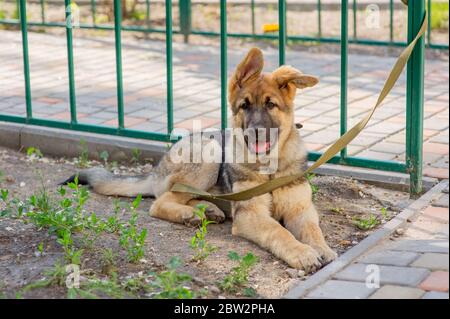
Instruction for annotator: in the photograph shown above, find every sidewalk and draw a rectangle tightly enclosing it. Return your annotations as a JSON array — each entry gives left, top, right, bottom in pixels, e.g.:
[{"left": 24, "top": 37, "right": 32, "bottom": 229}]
[
  {"left": 0, "top": 29, "right": 448, "bottom": 178},
  {"left": 287, "top": 180, "right": 449, "bottom": 299}
]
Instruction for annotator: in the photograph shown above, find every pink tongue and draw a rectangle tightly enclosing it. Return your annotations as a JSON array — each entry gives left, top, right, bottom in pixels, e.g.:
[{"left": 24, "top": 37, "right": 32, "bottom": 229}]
[{"left": 251, "top": 142, "right": 270, "bottom": 153}]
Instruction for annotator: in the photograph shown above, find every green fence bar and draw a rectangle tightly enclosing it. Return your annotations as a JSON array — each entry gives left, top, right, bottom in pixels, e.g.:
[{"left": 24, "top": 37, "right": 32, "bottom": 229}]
[
  {"left": 308, "top": 151, "right": 406, "bottom": 173},
  {"left": 113, "top": 0, "right": 124, "bottom": 129},
  {"left": 317, "top": 0, "right": 322, "bottom": 37},
  {"left": 90, "top": 0, "right": 97, "bottom": 26},
  {"left": 340, "top": 0, "right": 348, "bottom": 159},
  {"left": 166, "top": 0, "right": 174, "bottom": 134},
  {"left": 352, "top": 0, "right": 357, "bottom": 39},
  {"left": 0, "top": 114, "right": 172, "bottom": 142},
  {"left": 65, "top": 0, "right": 77, "bottom": 124},
  {"left": 251, "top": 0, "right": 255, "bottom": 34},
  {"left": 40, "top": 0, "right": 45, "bottom": 23},
  {"left": 427, "top": 0, "right": 432, "bottom": 45},
  {"left": 15, "top": 0, "right": 19, "bottom": 20},
  {"left": 18, "top": 0, "right": 32, "bottom": 120},
  {"left": 220, "top": 0, "right": 228, "bottom": 129},
  {"left": 390, "top": 0, "right": 394, "bottom": 43},
  {"left": 278, "top": 0, "right": 286, "bottom": 66},
  {"left": 146, "top": 0, "right": 151, "bottom": 28},
  {"left": 179, "top": 0, "right": 191, "bottom": 43},
  {"left": 406, "top": 0, "right": 425, "bottom": 195}
]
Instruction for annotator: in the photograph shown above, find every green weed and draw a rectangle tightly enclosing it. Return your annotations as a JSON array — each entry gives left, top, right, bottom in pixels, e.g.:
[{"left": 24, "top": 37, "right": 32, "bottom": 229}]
[
  {"left": 77, "top": 139, "right": 89, "bottom": 168},
  {"left": 16, "top": 263, "right": 66, "bottom": 298},
  {"left": 131, "top": 148, "right": 141, "bottom": 164},
  {"left": 306, "top": 173, "right": 319, "bottom": 199},
  {"left": 190, "top": 204, "right": 217, "bottom": 262},
  {"left": 99, "top": 150, "right": 109, "bottom": 166},
  {"left": 219, "top": 251, "right": 259, "bottom": 295},
  {"left": 100, "top": 248, "right": 117, "bottom": 275},
  {"left": 352, "top": 214, "right": 380, "bottom": 231},
  {"left": 148, "top": 257, "right": 194, "bottom": 299},
  {"left": 119, "top": 195, "right": 148, "bottom": 263},
  {"left": 26, "top": 147, "right": 43, "bottom": 159}
]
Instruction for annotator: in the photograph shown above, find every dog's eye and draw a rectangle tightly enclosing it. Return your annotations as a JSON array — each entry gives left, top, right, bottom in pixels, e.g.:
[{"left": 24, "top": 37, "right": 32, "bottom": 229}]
[
  {"left": 240, "top": 99, "right": 250, "bottom": 110},
  {"left": 266, "top": 101, "right": 277, "bottom": 109}
]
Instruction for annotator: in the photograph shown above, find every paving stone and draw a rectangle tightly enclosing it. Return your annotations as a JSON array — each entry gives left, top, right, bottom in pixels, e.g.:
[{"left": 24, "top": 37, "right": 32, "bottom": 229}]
[
  {"left": 422, "top": 291, "right": 449, "bottom": 299},
  {"left": 423, "top": 206, "right": 449, "bottom": 223},
  {"left": 334, "top": 263, "right": 430, "bottom": 286},
  {"left": 434, "top": 224, "right": 449, "bottom": 240},
  {"left": 423, "top": 142, "right": 449, "bottom": 156},
  {"left": 306, "top": 280, "right": 376, "bottom": 299},
  {"left": 411, "top": 253, "right": 449, "bottom": 271},
  {"left": 418, "top": 271, "right": 449, "bottom": 292},
  {"left": 390, "top": 239, "right": 449, "bottom": 254},
  {"left": 369, "top": 285, "right": 425, "bottom": 299},
  {"left": 358, "top": 250, "right": 419, "bottom": 267},
  {"left": 424, "top": 167, "right": 449, "bottom": 179},
  {"left": 371, "top": 142, "right": 406, "bottom": 154}
]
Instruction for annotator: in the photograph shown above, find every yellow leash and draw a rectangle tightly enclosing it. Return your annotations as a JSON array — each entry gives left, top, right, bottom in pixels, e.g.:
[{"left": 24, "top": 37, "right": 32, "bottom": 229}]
[{"left": 171, "top": 10, "right": 427, "bottom": 213}]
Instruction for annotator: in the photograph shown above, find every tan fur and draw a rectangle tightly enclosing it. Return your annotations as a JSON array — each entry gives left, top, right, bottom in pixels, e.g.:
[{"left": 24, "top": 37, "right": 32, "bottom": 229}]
[{"left": 81, "top": 47, "right": 337, "bottom": 272}]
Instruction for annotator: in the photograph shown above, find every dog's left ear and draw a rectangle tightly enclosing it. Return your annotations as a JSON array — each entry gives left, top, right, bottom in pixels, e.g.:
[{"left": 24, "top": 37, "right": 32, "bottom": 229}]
[{"left": 272, "top": 66, "right": 319, "bottom": 89}]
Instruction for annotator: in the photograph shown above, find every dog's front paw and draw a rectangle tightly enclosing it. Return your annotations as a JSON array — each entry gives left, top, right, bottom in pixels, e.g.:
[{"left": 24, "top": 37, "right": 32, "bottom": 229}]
[
  {"left": 285, "top": 244, "right": 322, "bottom": 274},
  {"left": 315, "top": 245, "right": 338, "bottom": 265},
  {"left": 183, "top": 214, "right": 202, "bottom": 227},
  {"left": 205, "top": 206, "right": 226, "bottom": 223}
]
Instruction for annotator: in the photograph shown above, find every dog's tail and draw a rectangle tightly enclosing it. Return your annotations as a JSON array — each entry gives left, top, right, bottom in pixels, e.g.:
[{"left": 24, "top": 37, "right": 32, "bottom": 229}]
[{"left": 59, "top": 167, "right": 156, "bottom": 197}]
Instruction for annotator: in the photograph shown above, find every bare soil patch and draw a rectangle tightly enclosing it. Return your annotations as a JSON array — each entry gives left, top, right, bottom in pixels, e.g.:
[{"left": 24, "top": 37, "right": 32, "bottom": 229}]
[{"left": 0, "top": 145, "right": 411, "bottom": 299}]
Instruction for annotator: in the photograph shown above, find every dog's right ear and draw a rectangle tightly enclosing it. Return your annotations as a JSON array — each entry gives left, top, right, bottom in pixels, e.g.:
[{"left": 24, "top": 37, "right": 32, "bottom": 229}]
[{"left": 232, "top": 48, "right": 264, "bottom": 88}]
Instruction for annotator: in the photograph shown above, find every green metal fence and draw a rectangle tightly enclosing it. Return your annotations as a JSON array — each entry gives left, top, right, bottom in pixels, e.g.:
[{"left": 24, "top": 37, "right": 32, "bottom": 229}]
[
  {"left": 0, "top": 0, "right": 427, "bottom": 194},
  {"left": 0, "top": 0, "right": 447, "bottom": 49}
]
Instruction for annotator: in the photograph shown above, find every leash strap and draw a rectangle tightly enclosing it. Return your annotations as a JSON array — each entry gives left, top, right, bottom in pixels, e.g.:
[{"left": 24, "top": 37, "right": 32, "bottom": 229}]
[{"left": 171, "top": 10, "right": 427, "bottom": 212}]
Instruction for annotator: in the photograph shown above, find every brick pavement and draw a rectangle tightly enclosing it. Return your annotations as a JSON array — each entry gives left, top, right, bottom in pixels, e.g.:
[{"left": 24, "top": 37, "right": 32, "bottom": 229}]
[
  {"left": 0, "top": 30, "right": 448, "bottom": 178},
  {"left": 302, "top": 182, "right": 449, "bottom": 299}
]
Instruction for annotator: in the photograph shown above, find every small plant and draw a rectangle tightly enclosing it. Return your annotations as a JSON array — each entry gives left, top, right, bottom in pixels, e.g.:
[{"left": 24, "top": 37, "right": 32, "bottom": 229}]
[
  {"left": 100, "top": 248, "right": 117, "bottom": 275},
  {"left": 77, "top": 139, "right": 89, "bottom": 168},
  {"left": 99, "top": 150, "right": 109, "bottom": 166},
  {"left": 381, "top": 207, "right": 389, "bottom": 220},
  {"left": 26, "top": 147, "right": 43, "bottom": 160},
  {"left": 131, "top": 148, "right": 141, "bottom": 164},
  {"left": 16, "top": 263, "right": 67, "bottom": 298},
  {"left": 306, "top": 173, "right": 319, "bottom": 199},
  {"left": 331, "top": 207, "right": 345, "bottom": 215},
  {"left": 37, "top": 242, "right": 45, "bottom": 255},
  {"left": 219, "top": 251, "right": 259, "bottom": 295},
  {"left": 0, "top": 170, "right": 4, "bottom": 183},
  {"left": 190, "top": 204, "right": 217, "bottom": 262},
  {"left": 57, "top": 230, "right": 84, "bottom": 265},
  {"left": 352, "top": 214, "right": 380, "bottom": 231},
  {"left": 0, "top": 188, "right": 27, "bottom": 218},
  {"left": 148, "top": 257, "right": 194, "bottom": 299},
  {"left": 105, "top": 199, "right": 123, "bottom": 233},
  {"left": 119, "top": 195, "right": 148, "bottom": 263}
]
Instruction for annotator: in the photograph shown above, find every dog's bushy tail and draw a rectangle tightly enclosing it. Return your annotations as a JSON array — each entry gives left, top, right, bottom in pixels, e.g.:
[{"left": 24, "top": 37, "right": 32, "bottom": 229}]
[{"left": 60, "top": 167, "right": 155, "bottom": 197}]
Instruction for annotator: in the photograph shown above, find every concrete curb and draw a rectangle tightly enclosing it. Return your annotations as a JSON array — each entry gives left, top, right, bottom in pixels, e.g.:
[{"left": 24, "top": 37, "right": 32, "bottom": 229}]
[
  {"left": 0, "top": 121, "right": 167, "bottom": 163},
  {"left": 283, "top": 179, "right": 449, "bottom": 299}
]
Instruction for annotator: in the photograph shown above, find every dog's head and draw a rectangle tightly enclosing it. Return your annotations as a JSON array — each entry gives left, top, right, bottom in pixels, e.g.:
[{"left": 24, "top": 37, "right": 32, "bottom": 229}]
[{"left": 228, "top": 48, "right": 318, "bottom": 154}]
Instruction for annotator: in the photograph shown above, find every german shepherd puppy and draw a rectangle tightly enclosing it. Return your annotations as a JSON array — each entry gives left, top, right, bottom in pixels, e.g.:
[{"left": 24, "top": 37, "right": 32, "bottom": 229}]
[{"left": 64, "top": 48, "right": 337, "bottom": 272}]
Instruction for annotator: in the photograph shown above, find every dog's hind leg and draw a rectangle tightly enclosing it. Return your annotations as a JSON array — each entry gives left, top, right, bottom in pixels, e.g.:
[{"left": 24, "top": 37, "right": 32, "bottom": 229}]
[{"left": 149, "top": 192, "right": 202, "bottom": 226}]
